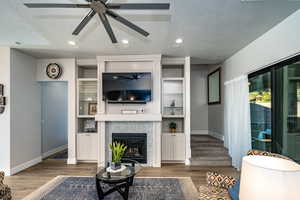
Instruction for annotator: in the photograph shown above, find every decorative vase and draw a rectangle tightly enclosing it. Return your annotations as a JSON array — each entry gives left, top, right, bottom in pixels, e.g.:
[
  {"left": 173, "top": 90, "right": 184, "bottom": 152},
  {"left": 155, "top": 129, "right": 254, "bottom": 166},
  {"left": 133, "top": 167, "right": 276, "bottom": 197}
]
[
  {"left": 111, "top": 162, "right": 121, "bottom": 170},
  {"left": 170, "top": 128, "right": 176, "bottom": 133}
]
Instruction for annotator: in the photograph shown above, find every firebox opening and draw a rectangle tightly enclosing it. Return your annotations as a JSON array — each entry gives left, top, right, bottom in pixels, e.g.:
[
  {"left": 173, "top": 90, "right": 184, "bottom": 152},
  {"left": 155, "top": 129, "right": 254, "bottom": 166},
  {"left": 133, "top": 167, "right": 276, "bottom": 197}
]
[{"left": 112, "top": 133, "right": 147, "bottom": 164}]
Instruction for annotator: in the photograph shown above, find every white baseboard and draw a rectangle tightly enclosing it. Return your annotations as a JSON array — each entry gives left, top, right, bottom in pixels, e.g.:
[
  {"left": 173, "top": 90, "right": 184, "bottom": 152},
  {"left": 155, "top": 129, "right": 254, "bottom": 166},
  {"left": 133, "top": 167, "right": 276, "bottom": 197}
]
[
  {"left": 209, "top": 131, "right": 224, "bottom": 141},
  {"left": 191, "top": 130, "right": 209, "bottom": 135},
  {"left": 67, "top": 158, "right": 77, "bottom": 165},
  {"left": 10, "top": 156, "right": 42, "bottom": 176},
  {"left": 42, "top": 144, "right": 68, "bottom": 159}
]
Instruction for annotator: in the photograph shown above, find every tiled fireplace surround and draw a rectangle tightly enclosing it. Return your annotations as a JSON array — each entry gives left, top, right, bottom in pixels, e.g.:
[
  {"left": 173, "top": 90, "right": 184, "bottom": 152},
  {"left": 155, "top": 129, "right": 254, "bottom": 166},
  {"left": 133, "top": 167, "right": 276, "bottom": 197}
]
[{"left": 106, "top": 122, "right": 153, "bottom": 166}]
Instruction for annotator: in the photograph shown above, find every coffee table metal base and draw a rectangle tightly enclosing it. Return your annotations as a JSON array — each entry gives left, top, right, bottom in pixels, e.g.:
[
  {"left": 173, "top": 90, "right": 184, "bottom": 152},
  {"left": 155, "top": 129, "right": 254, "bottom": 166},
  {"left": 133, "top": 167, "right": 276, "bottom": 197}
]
[{"left": 95, "top": 176, "right": 134, "bottom": 200}]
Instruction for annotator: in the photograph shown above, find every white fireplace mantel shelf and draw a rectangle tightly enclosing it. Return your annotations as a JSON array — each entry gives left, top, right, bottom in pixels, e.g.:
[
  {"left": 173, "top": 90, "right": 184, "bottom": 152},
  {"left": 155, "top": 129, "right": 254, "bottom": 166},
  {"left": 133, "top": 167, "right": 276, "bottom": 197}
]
[{"left": 95, "top": 114, "right": 162, "bottom": 122}]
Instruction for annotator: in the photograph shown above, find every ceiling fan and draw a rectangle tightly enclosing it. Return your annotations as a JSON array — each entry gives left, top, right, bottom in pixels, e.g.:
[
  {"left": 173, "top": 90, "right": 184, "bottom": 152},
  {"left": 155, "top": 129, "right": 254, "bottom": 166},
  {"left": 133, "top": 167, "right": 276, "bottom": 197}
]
[{"left": 24, "top": 0, "right": 170, "bottom": 43}]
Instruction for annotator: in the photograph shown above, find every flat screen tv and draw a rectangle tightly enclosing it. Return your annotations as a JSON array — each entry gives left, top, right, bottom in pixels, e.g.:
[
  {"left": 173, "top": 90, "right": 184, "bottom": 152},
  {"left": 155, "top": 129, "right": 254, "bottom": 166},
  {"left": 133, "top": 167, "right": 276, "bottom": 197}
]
[{"left": 102, "top": 72, "right": 152, "bottom": 104}]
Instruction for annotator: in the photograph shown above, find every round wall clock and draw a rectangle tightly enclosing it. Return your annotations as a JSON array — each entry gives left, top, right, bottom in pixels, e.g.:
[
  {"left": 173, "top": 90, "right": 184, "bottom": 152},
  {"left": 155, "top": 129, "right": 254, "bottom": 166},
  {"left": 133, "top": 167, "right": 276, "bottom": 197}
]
[{"left": 46, "top": 63, "right": 62, "bottom": 79}]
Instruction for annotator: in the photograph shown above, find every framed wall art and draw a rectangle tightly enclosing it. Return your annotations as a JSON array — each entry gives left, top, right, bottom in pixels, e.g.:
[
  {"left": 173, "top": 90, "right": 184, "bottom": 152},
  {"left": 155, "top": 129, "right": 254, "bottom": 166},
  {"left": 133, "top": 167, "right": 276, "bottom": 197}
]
[
  {"left": 88, "top": 103, "right": 97, "bottom": 115},
  {"left": 207, "top": 68, "right": 221, "bottom": 105}
]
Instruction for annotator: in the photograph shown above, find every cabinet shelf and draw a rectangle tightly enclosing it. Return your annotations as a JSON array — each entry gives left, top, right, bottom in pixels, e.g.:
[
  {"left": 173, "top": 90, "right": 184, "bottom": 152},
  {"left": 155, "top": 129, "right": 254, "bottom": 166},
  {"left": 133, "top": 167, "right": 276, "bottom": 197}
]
[
  {"left": 162, "top": 77, "right": 184, "bottom": 81},
  {"left": 77, "top": 78, "right": 98, "bottom": 81},
  {"left": 163, "top": 93, "right": 183, "bottom": 95},
  {"left": 78, "top": 115, "right": 96, "bottom": 118},
  {"left": 163, "top": 115, "right": 184, "bottom": 118}
]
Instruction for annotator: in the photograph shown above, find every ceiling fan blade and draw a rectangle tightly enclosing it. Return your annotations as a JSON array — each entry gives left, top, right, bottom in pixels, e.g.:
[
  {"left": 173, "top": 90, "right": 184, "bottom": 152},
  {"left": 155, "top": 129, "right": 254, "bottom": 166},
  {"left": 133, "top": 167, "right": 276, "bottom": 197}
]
[
  {"left": 107, "top": 3, "right": 170, "bottom": 10},
  {"left": 106, "top": 10, "right": 149, "bottom": 37},
  {"left": 24, "top": 3, "right": 90, "bottom": 8},
  {"left": 98, "top": 13, "right": 117, "bottom": 43},
  {"left": 72, "top": 10, "right": 96, "bottom": 35}
]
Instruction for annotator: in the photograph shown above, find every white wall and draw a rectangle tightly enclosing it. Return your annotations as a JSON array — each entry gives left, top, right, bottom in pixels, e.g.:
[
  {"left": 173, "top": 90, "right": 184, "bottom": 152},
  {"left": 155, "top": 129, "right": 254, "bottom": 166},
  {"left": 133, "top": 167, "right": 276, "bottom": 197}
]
[
  {"left": 10, "top": 49, "right": 41, "bottom": 170},
  {"left": 0, "top": 48, "right": 42, "bottom": 175},
  {"left": 210, "top": 9, "right": 300, "bottom": 141},
  {"left": 36, "top": 59, "right": 76, "bottom": 164},
  {"left": 207, "top": 65, "right": 224, "bottom": 138},
  {"left": 0, "top": 47, "right": 11, "bottom": 175},
  {"left": 224, "top": 9, "right": 300, "bottom": 81},
  {"left": 190, "top": 65, "right": 209, "bottom": 134}
]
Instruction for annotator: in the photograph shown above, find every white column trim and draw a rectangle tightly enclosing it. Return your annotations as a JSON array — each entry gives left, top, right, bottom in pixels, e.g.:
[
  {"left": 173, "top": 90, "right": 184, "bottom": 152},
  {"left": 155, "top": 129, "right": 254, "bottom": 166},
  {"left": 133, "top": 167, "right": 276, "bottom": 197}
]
[{"left": 184, "top": 57, "right": 191, "bottom": 165}]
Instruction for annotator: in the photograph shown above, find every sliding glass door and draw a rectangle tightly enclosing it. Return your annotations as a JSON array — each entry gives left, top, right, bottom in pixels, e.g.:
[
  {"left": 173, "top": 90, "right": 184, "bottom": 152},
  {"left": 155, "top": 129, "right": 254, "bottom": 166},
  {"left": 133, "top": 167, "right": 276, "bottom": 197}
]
[
  {"left": 277, "top": 64, "right": 300, "bottom": 161},
  {"left": 249, "top": 72, "right": 272, "bottom": 152},
  {"left": 249, "top": 58, "right": 300, "bottom": 163}
]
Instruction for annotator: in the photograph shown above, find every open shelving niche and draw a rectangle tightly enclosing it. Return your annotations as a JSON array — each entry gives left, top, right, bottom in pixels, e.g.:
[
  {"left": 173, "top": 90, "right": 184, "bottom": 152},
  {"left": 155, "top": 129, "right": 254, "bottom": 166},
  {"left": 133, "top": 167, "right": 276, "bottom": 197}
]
[
  {"left": 162, "top": 65, "right": 185, "bottom": 133},
  {"left": 161, "top": 61, "right": 190, "bottom": 163},
  {"left": 76, "top": 64, "right": 98, "bottom": 162}
]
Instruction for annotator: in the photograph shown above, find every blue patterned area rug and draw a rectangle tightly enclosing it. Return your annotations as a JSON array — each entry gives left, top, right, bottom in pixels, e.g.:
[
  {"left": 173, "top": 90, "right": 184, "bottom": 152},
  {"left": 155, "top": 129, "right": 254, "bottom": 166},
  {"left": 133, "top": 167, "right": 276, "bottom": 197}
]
[{"left": 23, "top": 176, "right": 198, "bottom": 200}]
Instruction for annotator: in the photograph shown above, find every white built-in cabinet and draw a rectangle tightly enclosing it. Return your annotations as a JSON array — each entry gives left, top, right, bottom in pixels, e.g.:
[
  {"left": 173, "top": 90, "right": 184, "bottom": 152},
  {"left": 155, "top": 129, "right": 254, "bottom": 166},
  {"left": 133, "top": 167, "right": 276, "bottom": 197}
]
[
  {"left": 162, "top": 134, "right": 185, "bottom": 161},
  {"left": 76, "top": 63, "right": 98, "bottom": 162},
  {"left": 161, "top": 57, "right": 191, "bottom": 163},
  {"left": 74, "top": 57, "right": 191, "bottom": 164},
  {"left": 77, "top": 133, "right": 98, "bottom": 160}
]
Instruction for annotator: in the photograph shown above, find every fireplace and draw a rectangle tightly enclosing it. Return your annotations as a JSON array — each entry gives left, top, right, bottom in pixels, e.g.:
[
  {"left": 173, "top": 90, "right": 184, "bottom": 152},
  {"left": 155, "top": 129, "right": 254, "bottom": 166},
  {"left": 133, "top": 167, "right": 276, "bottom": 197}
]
[{"left": 112, "top": 133, "right": 147, "bottom": 163}]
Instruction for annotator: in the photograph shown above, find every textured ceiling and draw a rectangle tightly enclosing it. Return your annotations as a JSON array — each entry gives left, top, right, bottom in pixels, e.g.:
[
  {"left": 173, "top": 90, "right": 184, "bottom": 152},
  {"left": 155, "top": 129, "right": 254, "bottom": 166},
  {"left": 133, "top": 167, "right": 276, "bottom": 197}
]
[{"left": 1, "top": 0, "right": 300, "bottom": 63}]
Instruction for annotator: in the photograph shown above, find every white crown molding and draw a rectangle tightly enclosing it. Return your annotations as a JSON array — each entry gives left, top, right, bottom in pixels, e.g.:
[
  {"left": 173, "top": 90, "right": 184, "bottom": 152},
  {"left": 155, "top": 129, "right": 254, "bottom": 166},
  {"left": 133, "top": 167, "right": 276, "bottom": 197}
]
[{"left": 42, "top": 144, "right": 68, "bottom": 159}]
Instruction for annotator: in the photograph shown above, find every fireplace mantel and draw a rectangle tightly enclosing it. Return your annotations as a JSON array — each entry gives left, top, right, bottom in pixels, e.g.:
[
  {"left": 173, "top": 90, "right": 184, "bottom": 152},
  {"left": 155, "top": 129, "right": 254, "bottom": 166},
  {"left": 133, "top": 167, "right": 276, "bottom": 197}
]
[{"left": 95, "top": 114, "right": 162, "bottom": 122}]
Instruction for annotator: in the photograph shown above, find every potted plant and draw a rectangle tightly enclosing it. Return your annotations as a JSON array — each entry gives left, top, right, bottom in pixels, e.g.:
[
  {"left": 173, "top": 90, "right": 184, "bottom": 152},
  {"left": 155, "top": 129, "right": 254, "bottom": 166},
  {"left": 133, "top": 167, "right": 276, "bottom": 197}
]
[
  {"left": 109, "top": 142, "right": 127, "bottom": 170},
  {"left": 169, "top": 122, "right": 177, "bottom": 133}
]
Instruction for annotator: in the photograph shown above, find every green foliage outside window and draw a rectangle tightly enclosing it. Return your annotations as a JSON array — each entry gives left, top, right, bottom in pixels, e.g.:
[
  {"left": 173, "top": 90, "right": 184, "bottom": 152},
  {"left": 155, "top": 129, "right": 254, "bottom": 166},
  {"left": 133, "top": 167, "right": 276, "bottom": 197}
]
[{"left": 249, "top": 90, "right": 271, "bottom": 103}]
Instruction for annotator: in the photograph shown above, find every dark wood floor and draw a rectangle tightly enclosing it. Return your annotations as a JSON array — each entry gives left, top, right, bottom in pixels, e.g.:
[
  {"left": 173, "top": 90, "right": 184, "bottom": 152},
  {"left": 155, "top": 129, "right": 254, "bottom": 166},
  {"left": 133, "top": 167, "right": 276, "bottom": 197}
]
[{"left": 4, "top": 159, "right": 239, "bottom": 200}]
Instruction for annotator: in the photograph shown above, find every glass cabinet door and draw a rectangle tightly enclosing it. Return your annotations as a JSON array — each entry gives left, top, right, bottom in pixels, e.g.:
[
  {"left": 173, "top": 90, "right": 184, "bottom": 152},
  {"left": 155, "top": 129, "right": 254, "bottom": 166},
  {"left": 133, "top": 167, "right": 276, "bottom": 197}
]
[
  {"left": 162, "top": 80, "right": 184, "bottom": 116},
  {"left": 78, "top": 81, "right": 97, "bottom": 116}
]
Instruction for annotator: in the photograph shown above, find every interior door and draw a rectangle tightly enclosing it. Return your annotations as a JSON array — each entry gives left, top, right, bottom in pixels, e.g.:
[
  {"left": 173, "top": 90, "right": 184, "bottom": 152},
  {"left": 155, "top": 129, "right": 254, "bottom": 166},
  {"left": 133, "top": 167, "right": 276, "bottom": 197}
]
[{"left": 41, "top": 82, "right": 68, "bottom": 155}]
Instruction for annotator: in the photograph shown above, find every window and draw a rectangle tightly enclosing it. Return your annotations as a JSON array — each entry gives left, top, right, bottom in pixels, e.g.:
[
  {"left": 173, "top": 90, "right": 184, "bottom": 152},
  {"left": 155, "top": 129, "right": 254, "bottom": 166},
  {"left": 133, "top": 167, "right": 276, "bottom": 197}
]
[{"left": 249, "top": 55, "right": 300, "bottom": 163}]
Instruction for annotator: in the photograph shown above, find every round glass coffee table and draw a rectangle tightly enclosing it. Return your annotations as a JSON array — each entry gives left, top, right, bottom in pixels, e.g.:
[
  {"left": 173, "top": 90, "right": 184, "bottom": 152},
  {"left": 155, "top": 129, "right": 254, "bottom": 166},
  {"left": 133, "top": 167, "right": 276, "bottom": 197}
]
[{"left": 95, "top": 159, "right": 142, "bottom": 200}]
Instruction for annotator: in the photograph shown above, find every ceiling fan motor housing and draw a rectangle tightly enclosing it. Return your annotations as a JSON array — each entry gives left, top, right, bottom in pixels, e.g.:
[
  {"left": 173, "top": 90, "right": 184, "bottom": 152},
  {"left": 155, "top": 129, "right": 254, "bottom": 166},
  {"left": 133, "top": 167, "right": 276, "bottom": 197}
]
[{"left": 90, "top": 1, "right": 107, "bottom": 14}]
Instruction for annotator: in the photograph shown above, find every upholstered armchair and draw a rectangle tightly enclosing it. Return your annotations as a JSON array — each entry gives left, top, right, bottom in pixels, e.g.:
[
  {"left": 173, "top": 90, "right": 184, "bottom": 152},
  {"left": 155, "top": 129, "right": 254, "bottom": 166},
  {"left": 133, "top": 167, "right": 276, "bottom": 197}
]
[
  {"left": 198, "top": 149, "right": 293, "bottom": 200},
  {"left": 0, "top": 172, "right": 11, "bottom": 200}
]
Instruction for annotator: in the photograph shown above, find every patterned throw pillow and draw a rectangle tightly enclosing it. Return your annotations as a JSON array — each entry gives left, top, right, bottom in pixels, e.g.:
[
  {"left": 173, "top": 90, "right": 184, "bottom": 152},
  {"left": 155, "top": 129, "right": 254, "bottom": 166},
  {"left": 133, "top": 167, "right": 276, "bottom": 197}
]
[
  {"left": 206, "top": 172, "right": 237, "bottom": 190},
  {"left": 199, "top": 185, "right": 231, "bottom": 200},
  {"left": 247, "top": 149, "right": 293, "bottom": 161}
]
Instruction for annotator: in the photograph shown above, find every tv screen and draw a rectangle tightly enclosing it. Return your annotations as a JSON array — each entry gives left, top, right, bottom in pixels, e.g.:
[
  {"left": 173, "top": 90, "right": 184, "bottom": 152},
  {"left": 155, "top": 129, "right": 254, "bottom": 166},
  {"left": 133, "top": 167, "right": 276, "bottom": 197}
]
[{"left": 102, "top": 72, "right": 152, "bottom": 103}]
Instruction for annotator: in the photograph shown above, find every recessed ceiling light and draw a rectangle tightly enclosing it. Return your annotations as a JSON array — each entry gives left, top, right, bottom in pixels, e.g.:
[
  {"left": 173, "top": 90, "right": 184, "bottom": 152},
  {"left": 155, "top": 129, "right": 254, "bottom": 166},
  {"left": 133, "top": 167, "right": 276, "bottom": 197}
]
[
  {"left": 68, "top": 41, "right": 76, "bottom": 46},
  {"left": 122, "top": 39, "right": 129, "bottom": 44},
  {"left": 15, "top": 41, "right": 22, "bottom": 45},
  {"left": 175, "top": 38, "right": 183, "bottom": 44}
]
